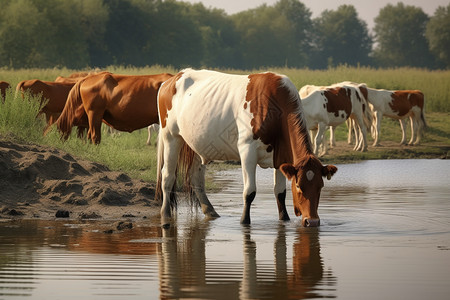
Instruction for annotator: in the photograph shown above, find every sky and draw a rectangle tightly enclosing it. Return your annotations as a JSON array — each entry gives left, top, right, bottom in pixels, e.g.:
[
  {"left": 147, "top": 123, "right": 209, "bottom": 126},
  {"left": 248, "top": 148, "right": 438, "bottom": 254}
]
[{"left": 181, "top": 0, "right": 449, "bottom": 30}]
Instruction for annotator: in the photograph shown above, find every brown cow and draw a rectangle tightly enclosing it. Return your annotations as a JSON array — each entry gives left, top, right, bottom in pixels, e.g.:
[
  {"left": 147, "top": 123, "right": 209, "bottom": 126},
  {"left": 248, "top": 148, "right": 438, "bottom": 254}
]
[
  {"left": 55, "top": 71, "right": 99, "bottom": 84},
  {"left": 16, "top": 79, "right": 75, "bottom": 133},
  {"left": 1, "top": 81, "right": 11, "bottom": 101},
  {"left": 56, "top": 72, "right": 173, "bottom": 144}
]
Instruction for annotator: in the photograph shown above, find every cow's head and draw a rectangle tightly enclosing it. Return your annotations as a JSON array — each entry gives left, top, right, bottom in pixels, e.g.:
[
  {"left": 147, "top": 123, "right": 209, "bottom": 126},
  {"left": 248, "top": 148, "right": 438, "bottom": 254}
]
[{"left": 280, "top": 156, "right": 337, "bottom": 227}]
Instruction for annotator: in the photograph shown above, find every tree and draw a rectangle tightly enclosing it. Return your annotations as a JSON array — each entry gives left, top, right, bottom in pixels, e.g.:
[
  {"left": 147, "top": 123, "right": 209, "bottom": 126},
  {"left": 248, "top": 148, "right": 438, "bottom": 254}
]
[
  {"left": 311, "top": 5, "right": 372, "bottom": 69},
  {"left": 426, "top": 4, "right": 450, "bottom": 68},
  {"left": 38, "top": 0, "right": 90, "bottom": 68},
  {"left": 184, "top": 3, "right": 241, "bottom": 68},
  {"left": 232, "top": 0, "right": 313, "bottom": 69},
  {"left": 373, "top": 2, "right": 434, "bottom": 68},
  {"left": 274, "top": 0, "right": 314, "bottom": 67},
  {"left": 76, "top": 0, "right": 109, "bottom": 67},
  {"left": 145, "top": 0, "right": 203, "bottom": 68},
  {"left": 0, "top": 0, "right": 96, "bottom": 68},
  {"left": 0, "top": 0, "right": 56, "bottom": 68}
]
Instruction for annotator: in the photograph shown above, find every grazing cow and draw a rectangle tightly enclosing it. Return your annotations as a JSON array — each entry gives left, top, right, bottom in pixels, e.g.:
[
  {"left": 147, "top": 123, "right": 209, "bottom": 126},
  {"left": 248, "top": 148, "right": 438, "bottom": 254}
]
[
  {"left": 56, "top": 72, "right": 173, "bottom": 144},
  {"left": 55, "top": 71, "right": 98, "bottom": 84},
  {"left": 16, "top": 79, "right": 75, "bottom": 133},
  {"left": 1, "top": 81, "right": 11, "bottom": 100},
  {"left": 300, "top": 85, "right": 370, "bottom": 155},
  {"left": 366, "top": 88, "right": 427, "bottom": 146},
  {"left": 330, "top": 81, "right": 372, "bottom": 147},
  {"left": 156, "top": 69, "right": 337, "bottom": 227}
]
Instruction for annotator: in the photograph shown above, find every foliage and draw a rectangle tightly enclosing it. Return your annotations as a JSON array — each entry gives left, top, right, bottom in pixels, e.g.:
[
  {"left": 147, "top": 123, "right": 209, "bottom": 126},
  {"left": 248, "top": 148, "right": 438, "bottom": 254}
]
[
  {"left": 0, "top": 0, "right": 449, "bottom": 70},
  {"left": 373, "top": 2, "right": 435, "bottom": 68},
  {"left": 311, "top": 5, "right": 372, "bottom": 68},
  {"left": 426, "top": 4, "right": 450, "bottom": 68}
]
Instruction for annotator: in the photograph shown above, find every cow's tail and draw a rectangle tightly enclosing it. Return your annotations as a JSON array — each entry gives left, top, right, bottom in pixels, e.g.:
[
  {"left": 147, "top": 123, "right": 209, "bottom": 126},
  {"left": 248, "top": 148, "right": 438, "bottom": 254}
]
[
  {"left": 56, "top": 78, "right": 84, "bottom": 141},
  {"left": 419, "top": 92, "right": 428, "bottom": 134},
  {"left": 15, "top": 81, "right": 25, "bottom": 99},
  {"left": 155, "top": 134, "right": 196, "bottom": 211}
]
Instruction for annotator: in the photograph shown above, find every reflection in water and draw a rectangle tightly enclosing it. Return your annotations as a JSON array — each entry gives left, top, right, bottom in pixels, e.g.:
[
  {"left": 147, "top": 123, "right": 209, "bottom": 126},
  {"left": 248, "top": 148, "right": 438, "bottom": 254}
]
[
  {"left": 157, "top": 218, "right": 335, "bottom": 299},
  {"left": 0, "top": 218, "right": 336, "bottom": 299},
  {"left": 1, "top": 159, "right": 449, "bottom": 299}
]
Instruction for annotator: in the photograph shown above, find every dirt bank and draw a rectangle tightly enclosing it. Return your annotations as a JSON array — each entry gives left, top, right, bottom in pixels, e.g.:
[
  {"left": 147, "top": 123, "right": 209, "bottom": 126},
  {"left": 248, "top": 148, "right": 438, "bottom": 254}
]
[{"left": 0, "top": 139, "right": 159, "bottom": 220}]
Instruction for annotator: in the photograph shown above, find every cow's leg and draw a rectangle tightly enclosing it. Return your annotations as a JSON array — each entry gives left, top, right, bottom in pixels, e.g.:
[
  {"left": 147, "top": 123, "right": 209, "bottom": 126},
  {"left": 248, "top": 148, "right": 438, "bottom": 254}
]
[
  {"left": 239, "top": 147, "right": 257, "bottom": 225},
  {"left": 189, "top": 154, "right": 220, "bottom": 219},
  {"left": 409, "top": 115, "right": 418, "bottom": 145},
  {"left": 274, "top": 169, "right": 289, "bottom": 221},
  {"left": 315, "top": 123, "right": 327, "bottom": 156},
  {"left": 354, "top": 113, "right": 368, "bottom": 152},
  {"left": 347, "top": 119, "right": 354, "bottom": 144},
  {"left": 329, "top": 126, "right": 336, "bottom": 148},
  {"left": 160, "top": 134, "right": 183, "bottom": 227},
  {"left": 372, "top": 111, "right": 382, "bottom": 146},
  {"left": 309, "top": 128, "right": 317, "bottom": 152},
  {"left": 399, "top": 119, "right": 407, "bottom": 145},
  {"left": 146, "top": 125, "right": 152, "bottom": 145},
  {"left": 353, "top": 118, "right": 362, "bottom": 148},
  {"left": 86, "top": 110, "right": 103, "bottom": 144},
  {"left": 413, "top": 115, "right": 423, "bottom": 145}
]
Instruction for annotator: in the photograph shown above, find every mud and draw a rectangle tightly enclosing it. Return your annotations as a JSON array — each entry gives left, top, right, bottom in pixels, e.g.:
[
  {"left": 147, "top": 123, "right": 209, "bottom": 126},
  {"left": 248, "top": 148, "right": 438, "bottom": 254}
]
[{"left": 0, "top": 139, "right": 159, "bottom": 220}]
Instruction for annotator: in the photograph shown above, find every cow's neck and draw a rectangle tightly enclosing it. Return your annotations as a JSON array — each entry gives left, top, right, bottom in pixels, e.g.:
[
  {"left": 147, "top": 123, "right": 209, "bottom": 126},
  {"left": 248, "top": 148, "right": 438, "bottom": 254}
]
[
  {"left": 288, "top": 112, "right": 314, "bottom": 165},
  {"left": 274, "top": 111, "right": 314, "bottom": 168}
]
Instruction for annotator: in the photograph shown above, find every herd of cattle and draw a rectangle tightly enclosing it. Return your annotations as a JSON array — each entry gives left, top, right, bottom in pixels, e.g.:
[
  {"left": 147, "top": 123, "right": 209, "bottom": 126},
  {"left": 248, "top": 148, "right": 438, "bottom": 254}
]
[
  {"left": 0, "top": 69, "right": 427, "bottom": 227},
  {"left": 0, "top": 70, "right": 426, "bottom": 157}
]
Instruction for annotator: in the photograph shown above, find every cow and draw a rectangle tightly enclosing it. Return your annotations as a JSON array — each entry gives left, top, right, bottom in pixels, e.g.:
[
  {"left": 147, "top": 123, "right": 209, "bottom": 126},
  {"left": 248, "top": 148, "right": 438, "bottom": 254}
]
[
  {"left": 55, "top": 71, "right": 99, "bottom": 84},
  {"left": 0, "top": 81, "right": 11, "bottom": 101},
  {"left": 300, "top": 85, "right": 371, "bottom": 156},
  {"left": 365, "top": 88, "right": 427, "bottom": 146},
  {"left": 156, "top": 69, "right": 337, "bottom": 228},
  {"left": 56, "top": 72, "right": 173, "bottom": 144},
  {"left": 15, "top": 79, "right": 75, "bottom": 133}
]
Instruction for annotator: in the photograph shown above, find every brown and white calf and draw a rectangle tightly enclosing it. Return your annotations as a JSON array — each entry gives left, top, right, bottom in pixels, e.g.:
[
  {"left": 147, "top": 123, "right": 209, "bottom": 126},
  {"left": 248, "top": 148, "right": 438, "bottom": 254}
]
[
  {"left": 366, "top": 88, "right": 426, "bottom": 146},
  {"left": 300, "top": 84, "right": 370, "bottom": 155}
]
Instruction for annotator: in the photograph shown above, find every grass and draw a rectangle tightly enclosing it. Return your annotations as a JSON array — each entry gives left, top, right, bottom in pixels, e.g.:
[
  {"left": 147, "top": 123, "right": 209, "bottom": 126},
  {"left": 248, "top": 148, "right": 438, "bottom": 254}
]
[{"left": 1, "top": 66, "right": 449, "bottom": 187}]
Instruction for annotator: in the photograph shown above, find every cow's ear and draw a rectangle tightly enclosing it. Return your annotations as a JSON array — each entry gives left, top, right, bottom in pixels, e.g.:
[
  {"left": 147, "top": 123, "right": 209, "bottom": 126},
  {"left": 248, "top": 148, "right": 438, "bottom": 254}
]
[
  {"left": 322, "top": 165, "right": 338, "bottom": 180},
  {"left": 280, "top": 163, "right": 297, "bottom": 180}
]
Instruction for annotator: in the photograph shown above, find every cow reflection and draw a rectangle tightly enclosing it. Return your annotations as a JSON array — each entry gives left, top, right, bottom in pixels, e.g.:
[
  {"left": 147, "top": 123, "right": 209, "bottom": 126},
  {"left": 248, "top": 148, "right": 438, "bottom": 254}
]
[
  {"left": 158, "top": 219, "right": 239, "bottom": 300},
  {"left": 241, "top": 225, "right": 335, "bottom": 299},
  {"left": 158, "top": 221, "right": 335, "bottom": 299}
]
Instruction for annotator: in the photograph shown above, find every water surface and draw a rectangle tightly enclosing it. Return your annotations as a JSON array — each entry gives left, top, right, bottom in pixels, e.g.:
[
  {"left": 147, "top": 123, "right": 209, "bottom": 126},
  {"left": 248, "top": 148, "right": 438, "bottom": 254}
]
[{"left": 1, "top": 159, "right": 449, "bottom": 299}]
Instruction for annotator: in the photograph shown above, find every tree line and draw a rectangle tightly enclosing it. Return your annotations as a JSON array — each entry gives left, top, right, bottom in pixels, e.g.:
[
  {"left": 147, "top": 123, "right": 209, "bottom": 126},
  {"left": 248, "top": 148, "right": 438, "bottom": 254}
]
[{"left": 0, "top": 0, "right": 449, "bottom": 70}]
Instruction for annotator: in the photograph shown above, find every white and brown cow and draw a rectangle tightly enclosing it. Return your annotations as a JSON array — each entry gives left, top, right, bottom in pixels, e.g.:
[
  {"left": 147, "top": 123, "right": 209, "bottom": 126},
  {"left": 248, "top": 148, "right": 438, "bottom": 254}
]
[
  {"left": 365, "top": 88, "right": 427, "bottom": 146},
  {"left": 300, "top": 84, "right": 370, "bottom": 155},
  {"left": 156, "top": 69, "right": 337, "bottom": 228}
]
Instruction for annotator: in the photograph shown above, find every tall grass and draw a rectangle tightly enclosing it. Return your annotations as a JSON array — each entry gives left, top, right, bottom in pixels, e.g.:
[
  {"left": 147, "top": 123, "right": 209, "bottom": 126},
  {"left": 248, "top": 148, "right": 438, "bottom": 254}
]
[{"left": 1, "top": 65, "right": 449, "bottom": 111}]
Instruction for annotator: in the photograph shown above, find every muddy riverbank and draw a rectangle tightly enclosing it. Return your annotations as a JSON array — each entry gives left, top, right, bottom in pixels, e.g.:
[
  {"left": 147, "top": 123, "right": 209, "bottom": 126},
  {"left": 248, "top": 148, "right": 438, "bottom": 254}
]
[{"left": 0, "top": 139, "right": 160, "bottom": 221}]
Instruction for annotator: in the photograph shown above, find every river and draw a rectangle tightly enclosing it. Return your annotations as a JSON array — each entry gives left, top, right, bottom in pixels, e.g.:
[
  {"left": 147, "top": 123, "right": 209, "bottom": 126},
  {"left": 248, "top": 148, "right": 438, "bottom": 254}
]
[{"left": 1, "top": 159, "right": 449, "bottom": 299}]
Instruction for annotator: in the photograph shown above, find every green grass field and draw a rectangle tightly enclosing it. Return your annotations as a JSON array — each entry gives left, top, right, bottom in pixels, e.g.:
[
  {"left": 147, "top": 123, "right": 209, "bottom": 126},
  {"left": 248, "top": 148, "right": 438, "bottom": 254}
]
[{"left": 1, "top": 66, "right": 449, "bottom": 185}]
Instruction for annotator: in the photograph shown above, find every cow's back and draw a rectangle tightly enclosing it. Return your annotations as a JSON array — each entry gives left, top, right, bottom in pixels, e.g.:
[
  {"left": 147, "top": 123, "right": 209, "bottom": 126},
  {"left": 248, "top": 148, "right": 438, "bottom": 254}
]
[{"left": 160, "top": 69, "right": 249, "bottom": 162}]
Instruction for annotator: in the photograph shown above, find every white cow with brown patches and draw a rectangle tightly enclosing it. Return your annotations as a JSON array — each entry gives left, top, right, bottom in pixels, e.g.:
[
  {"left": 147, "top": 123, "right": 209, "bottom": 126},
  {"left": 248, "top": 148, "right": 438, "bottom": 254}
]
[
  {"left": 300, "top": 84, "right": 371, "bottom": 155},
  {"left": 365, "top": 88, "right": 427, "bottom": 146},
  {"left": 156, "top": 69, "right": 337, "bottom": 228}
]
